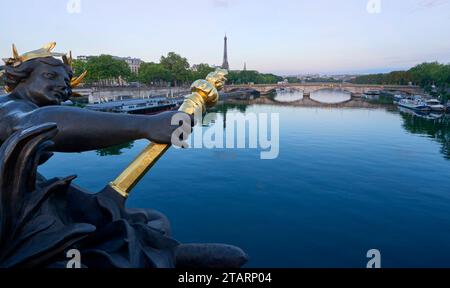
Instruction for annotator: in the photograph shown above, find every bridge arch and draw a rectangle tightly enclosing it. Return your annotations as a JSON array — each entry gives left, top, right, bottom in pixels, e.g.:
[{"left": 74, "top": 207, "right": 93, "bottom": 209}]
[{"left": 306, "top": 87, "right": 353, "bottom": 95}]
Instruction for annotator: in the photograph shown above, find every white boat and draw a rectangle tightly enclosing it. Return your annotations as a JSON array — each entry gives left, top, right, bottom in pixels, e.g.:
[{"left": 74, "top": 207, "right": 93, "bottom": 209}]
[
  {"left": 426, "top": 99, "right": 445, "bottom": 112},
  {"left": 85, "top": 97, "right": 181, "bottom": 114},
  {"left": 398, "top": 106, "right": 442, "bottom": 120},
  {"left": 393, "top": 94, "right": 404, "bottom": 103},
  {"left": 397, "top": 98, "right": 431, "bottom": 112},
  {"left": 365, "top": 90, "right": 380, "bottom": 96}
]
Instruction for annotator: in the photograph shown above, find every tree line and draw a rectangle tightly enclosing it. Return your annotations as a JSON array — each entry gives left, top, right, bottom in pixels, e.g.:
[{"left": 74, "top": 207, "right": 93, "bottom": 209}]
[
  {"left": 71, "top": 52, "right": 282, "bottom": 87},
  {"left": 227, "top": 70, "right": 283, "bottom": 85},
  {"left": 350, "top": 62, "right": 450, "bottom": 101}
]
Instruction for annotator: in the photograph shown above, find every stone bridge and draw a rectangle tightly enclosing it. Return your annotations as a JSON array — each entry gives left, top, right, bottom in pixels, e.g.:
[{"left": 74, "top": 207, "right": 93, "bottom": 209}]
[{"left": 224, "top": 83, "right": 423, "bottom": 96}]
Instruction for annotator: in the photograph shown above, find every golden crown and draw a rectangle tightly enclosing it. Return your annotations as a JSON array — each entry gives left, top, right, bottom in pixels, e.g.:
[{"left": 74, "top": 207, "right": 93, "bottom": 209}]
[{"left": 1, "top": 42, "right": 87, "bottom": 93}]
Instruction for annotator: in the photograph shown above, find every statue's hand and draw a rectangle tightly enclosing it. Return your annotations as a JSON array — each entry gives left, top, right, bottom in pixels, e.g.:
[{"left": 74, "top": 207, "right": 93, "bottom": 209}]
[
  {"left": 146, "top": 111, "right": 194, "bottom": 147},
  {"left": 206, "top": 69, "right": 228, "bottom": 91},
  {"left": 179, "top": 69, "right": 228, "bottom": 115}
]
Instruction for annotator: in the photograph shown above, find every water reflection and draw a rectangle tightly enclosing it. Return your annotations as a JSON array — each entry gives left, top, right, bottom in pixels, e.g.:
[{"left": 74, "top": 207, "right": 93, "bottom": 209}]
[
  {"left": 310, "top": 88, "right": 351, "bottom": 104},
  {"left": 399, "top": 108, "right": 450, "bottom": 159},
  {"left": 273, "top": 89, "right": 303, "bottom": 102},
  {"left": 96, "top": 142, "right": 134, "bottom": 156},
  {"left": 93, "top": 97, "right": 450, "bottom": 162},
  {"left": 210, "top": 102, "right": 250, "bottom": 114}
]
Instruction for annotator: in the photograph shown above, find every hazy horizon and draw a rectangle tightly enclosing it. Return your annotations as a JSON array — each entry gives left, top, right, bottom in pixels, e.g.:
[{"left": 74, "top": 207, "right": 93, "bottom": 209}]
[{"left": 1, "top": 0, "right": 450, "bottom": 75}]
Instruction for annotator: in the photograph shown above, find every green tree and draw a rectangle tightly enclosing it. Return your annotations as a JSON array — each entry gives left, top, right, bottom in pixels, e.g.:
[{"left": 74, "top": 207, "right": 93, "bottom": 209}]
[
  {"left": 191, "top": 63, "right": 215, "bottom": 81},
  {"left": 409, "top": 62, "right": 440, "bottom": 87},
  {"left": 350, "top": 62, "right": 450, "bottom": 102},
  {"left": 71, "top": 59, "right": 87, "bottom": 77},
  {"left": 351, "top": 62, "right": 450, "bottom": 88},
  {"left": 84, "top": 55, "right": 131, "bottom": 83},
  {"left": 160, "top": 52, "right": 190, "bottom": 86},
  {"left": 286, "top": 76, "right": 301, "bottom": 83},
  {"left": 227, "top": 70, "right": 282, "bottom": 84},
  {"left": 255, "top": 73, "right": 283, "bottom": 84},
  {"left": 138, "top": 62, "right": 170, "bottom": 86}
]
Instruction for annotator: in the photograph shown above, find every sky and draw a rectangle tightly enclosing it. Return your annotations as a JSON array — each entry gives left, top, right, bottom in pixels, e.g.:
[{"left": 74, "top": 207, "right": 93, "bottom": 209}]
[{"left": 1, "top": 0, "right": 450, "bottom": 75}]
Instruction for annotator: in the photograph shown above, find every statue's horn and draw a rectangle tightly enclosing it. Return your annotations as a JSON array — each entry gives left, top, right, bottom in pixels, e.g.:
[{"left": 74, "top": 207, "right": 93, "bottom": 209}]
[
  {"left": 69, "top": 51, "right": 73, "bottom": 65},
  {"left": 42, "top": 42, "right": 57, "bottom": 52},
  {"left": 70, "top": 70, "right": 87, "bottom": 88},
  {"left": 12, "top": 44, "right": 19, "bottom": 60},
  {"left": 63, "top": 51, "right": 72, "bottom": 66}
]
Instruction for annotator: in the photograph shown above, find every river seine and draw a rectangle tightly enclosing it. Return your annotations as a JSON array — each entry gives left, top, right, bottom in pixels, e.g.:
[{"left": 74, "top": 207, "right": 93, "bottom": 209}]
[{"left": 39, "top": 89, "right": 450, "bottom": 267}]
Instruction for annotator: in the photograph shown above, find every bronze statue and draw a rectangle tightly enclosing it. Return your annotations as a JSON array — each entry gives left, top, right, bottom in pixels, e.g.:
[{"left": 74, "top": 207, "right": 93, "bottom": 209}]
[
  {"left": 0, "top": 43, "right": 247, "bottom": 268},
  {"left": 0, "top": 43, "right": 189, "bottom": 151}
]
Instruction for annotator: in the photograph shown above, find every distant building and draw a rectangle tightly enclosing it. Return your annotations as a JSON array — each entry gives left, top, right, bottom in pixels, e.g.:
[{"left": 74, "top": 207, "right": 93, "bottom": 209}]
[
  {"left": 122, "top": 57, "right": 143, "bottom": 74},
  {"left": 221, "top": 34, "right": 229, "bottom": 70},
  {"left": 76, "top": 55, "right": 91, "bottom": 62},
  {"left": 113, "top": 56, "right": 143, "bottom": 74}
]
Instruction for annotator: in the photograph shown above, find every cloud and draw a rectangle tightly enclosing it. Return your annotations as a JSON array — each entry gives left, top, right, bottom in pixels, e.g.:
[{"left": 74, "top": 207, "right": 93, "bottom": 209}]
[
  {"left": 406, "top": 0, "right": 450, "bottom": 14},
  {"left": 417, "top": 0, "right": 449, "bottom": 8},
  {"left": 212, "top": 0, "right": 229, "bottom": 8}
]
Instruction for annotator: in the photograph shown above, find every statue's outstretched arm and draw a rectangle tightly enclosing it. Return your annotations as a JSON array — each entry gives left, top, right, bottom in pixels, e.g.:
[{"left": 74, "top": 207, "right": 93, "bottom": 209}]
[{"left": 14, "top": 106, "right": 188, "bottom": 152}]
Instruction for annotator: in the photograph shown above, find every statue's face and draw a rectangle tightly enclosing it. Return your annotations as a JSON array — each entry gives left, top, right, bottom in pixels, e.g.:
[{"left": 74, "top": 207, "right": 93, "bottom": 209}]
[{"left": 22, "top": 63, "right": 72, "bottom": 106}]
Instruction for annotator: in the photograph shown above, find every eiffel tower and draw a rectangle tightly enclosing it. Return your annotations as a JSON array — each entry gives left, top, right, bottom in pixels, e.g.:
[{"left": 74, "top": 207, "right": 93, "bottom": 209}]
[{"left": 222, "top": 34, "right": 229, "bottom": 70}]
